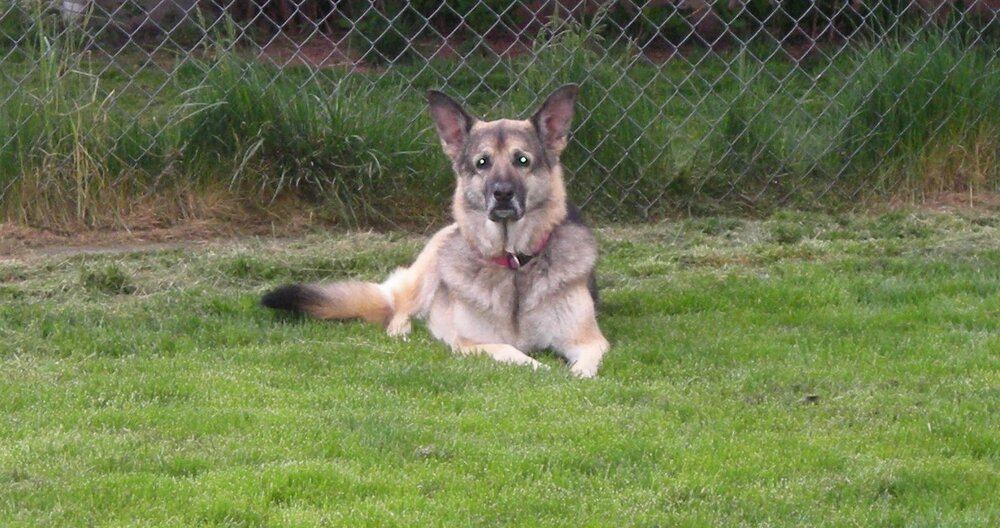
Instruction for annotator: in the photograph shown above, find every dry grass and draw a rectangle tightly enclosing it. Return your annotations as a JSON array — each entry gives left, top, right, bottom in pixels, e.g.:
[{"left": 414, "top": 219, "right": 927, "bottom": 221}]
[{"left": 911, "top": 126, "right": 999, "bottom": 198}]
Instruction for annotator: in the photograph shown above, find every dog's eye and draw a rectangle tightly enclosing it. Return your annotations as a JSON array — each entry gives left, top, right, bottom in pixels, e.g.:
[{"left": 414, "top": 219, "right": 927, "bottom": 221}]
[
  {"left": 515, "top": 155, "right": 530, "bottom": 167},
  {"left": 475, "top": 156, "right": 491, "bottom": 169}
]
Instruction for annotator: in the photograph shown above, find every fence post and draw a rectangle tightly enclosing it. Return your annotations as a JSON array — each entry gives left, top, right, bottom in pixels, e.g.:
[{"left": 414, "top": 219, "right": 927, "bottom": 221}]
[{"left": 60, "top": 0, "right": 90, "bottom": 23}]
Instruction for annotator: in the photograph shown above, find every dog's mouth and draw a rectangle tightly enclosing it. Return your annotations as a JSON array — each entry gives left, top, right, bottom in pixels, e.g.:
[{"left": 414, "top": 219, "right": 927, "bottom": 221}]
[
  {"left": 487, "top": 202, "right": 523, "bottom": 222},
  {"left": 485, "top": 178, "right": 526, "bottom": 223}
]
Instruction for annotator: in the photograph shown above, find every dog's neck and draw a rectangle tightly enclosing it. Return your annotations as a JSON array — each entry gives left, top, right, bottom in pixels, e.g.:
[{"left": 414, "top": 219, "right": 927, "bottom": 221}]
[
  {"left": 452, "top": 186, "right": 566, "bottom": 260},
  {"left": 456, "top": 207, "right": 563, "bottom": 259},
  {"left": 489, "top": 230, "right": 552, "bottom": 269}
]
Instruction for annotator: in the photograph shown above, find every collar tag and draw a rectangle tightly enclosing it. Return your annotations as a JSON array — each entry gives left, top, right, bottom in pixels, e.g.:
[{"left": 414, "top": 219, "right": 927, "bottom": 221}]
[{"left": 487, "top": 231, "right": 551, "bottom": 270}]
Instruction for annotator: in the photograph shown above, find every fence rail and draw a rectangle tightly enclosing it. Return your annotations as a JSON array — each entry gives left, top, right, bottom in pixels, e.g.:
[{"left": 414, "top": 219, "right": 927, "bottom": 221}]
[{"left": 2, "top": 1, "right": 999, "bottom": 227}]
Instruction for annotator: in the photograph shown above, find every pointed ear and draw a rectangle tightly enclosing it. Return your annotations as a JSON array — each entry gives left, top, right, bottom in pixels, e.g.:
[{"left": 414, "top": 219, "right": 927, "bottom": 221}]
[
  {"left": 531, "top": 84, "right": 578, "bottom": 155},
  {"left": 427, "top": 90, "right": 476, "bottom": 160}
]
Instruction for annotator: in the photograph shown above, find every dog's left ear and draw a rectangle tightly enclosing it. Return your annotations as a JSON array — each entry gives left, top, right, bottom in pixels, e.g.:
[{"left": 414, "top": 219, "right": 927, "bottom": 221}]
[{"left": 531, "top": 84, "right": 578, "bottom": 155}]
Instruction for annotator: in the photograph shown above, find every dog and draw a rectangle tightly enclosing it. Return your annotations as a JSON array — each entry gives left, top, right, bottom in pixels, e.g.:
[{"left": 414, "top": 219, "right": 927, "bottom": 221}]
[{"left": 261, "top": 84, "right": 609, "bottom": 377}]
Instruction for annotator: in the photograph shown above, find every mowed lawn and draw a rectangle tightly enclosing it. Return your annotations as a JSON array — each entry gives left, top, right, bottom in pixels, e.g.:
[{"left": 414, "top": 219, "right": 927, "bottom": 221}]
[{"left": 1, "top": 209, "right": 998, "bottom": 527}]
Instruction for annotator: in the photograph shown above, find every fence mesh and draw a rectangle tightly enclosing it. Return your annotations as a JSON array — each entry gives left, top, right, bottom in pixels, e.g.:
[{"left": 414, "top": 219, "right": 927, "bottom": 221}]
[{"left": 2, "top": 1, "right": 999, "bottom": 226}]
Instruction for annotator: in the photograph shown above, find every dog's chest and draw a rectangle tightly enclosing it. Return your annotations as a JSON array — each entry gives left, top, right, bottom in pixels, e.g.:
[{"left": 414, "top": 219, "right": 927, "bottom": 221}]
[
  {"left": 442, "top": 260, "right": 553, "bottom": 318},
  {"left": 440, "top": 252, "right": 568, "bottom": 340},
  {"left": 432, "top": 224, "right": 596, "bottom": 346}
]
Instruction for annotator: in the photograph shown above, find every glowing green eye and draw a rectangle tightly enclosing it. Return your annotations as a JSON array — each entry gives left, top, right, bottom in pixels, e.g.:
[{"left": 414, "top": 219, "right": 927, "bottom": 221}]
[
  {"left": 515, "top": 155, "right": 529, "bottom": 167},
  {"left": 476, "top": 156, "right": 490, "bottom": 169}
]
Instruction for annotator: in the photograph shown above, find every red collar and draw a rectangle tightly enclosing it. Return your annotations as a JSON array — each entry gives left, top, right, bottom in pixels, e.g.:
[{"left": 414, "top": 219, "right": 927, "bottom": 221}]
[{"left": 489, "top": 232, "right": 551, "bottom": 270}]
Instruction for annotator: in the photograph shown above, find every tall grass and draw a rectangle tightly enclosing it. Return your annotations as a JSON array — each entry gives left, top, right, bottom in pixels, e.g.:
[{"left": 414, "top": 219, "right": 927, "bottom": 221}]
[
  {"left": 838, "top": 32, "right": 1000, "bottom": 197},
  {"left": 0, "top": 13, "right": 450, "bottom": 229},
  {"left": 0, "top": 6, "right": 162, "bottom": 229},
  {"left": 2, "top": 11, "right": 1000, "bottom": 229},
  {"left": 516, "top": 13, "right": 674, "bottom": 219},
  {"left": 178, "top": 59, "right": 444, "bottom": 226},
  {"left": 689, "top": 30, "right": 1000, "bottom": 209}
]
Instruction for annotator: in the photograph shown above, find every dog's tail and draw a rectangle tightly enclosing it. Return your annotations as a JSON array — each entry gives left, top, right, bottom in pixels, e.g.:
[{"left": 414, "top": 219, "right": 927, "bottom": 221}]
[
  {"left": 261, "top": 281, "right": 393, "bottom": 325},
  {"left": 261, "top": 225, "right": 457, "bottom": 328}
]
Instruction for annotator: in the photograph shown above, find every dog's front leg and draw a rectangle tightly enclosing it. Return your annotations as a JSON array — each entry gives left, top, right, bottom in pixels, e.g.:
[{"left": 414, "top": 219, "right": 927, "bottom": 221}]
[
  {"left": 385, "top": 304, "right": 413, "bottom": 338},
  {"left": 382, "top": 225, "right": 458, "bottom": 339},
  {"left": 453, "top": 338, "right": 547, "bottom": 370}
]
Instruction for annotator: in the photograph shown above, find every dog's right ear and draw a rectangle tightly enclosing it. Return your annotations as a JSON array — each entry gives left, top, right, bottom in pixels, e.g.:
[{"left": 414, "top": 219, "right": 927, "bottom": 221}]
[
  {"left": 427, "top": 90, "right": 476, "bottom": 161},
  {"left": 531, "top": 84, "right": 578, "bottom": 156}
]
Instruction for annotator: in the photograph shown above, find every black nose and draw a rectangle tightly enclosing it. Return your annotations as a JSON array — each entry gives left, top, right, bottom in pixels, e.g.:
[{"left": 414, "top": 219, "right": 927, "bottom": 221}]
[{"left": 492, "top": 181, "right": 515, "bottom": 202}]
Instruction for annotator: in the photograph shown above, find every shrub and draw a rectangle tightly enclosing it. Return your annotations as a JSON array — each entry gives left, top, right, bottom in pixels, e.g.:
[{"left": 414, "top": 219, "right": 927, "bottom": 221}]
[{"left": 351, "top": 1, "right": 418, "bottom": 64}]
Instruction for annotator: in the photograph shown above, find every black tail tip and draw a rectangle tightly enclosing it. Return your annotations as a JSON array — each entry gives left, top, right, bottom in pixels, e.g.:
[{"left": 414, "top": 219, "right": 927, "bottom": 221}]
[{"left": 261, "top": 284, "right": 317, "bottom": 312}]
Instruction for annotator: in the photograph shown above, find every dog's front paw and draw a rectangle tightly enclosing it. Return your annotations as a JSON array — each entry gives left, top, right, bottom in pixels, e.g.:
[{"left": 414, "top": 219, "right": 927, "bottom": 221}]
[
  {"left": 386, "top": 316, "right": 412, "bottom": 339},
  {"left": 492, "top": 345, "right": 547, "bottom": 370},
  {"left": 526, "top": 357, "right": 549, "bottom": 371},
  {"left": 570, "top": 361, "right": 598, "bottom": 379}
]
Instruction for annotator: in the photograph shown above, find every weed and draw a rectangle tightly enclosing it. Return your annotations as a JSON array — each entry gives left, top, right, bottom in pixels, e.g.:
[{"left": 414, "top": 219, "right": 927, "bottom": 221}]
[{"left": 79, "top": 263, "right": 136, "bottom": 294}]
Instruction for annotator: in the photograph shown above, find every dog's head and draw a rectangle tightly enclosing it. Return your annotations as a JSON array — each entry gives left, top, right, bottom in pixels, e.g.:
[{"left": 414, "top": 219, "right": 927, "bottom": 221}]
[{"left": 427, "top": 85, "right": 577, "bottom": 225}]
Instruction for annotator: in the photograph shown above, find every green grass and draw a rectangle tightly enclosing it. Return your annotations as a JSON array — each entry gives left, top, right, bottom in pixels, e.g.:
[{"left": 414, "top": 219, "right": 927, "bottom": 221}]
[{"left": 2, "top": 209, "right": 999, "bottom": 526}]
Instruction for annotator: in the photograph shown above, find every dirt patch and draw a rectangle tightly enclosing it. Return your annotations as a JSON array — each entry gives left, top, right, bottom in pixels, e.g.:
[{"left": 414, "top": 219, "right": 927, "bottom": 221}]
[
  {"left": 254, "top": 31, "right": 538, "bottom": 68},
  {"left": 0, "top": 218, "right": 312, "bottom": 260},
  {"left": 258, "top": 32, "right": 359, "bottom": 68},
  {"left": 0, "top": 186, "right": 352, "bottom": 259},
  {"left": 0, "top": 201, "right": 989, "bottom": 261},
  {"left": 888, "top": 191, "right": 1000, "bottom": 211}
]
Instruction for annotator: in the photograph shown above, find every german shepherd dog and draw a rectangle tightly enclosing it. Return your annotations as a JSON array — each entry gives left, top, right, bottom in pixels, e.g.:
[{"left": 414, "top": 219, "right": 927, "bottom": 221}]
[{"left": 261, "top": 85, "right": 609, "bottom": 377}]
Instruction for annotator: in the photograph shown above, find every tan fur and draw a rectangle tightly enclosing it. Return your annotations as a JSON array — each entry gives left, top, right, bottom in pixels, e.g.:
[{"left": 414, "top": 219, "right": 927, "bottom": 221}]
[
  {"left": 305, "top": 282, "right": 391, "bottom": 325},
  {"left": 453, "top": 337, "right": 545, "bottom": 370},
  {"left": 451, "top": 122, "right": 568, "bottom": 258},
  {"left": 383, "top": 224, "right": 457, "bottom": 336},
  {"left": 535, "top": 165, "right": 568, "bottom": 237}
]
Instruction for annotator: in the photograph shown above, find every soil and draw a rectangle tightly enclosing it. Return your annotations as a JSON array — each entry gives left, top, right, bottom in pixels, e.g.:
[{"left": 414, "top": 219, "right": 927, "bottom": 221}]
[
  {"left": 250, "top": 25, "right": 851, "bottom": 69},
  {"left": 0, "top": 219, "right": 308, "bottom": 260},
  {"left": 258, "top": 32, "right": 358, "bottom": 68}
]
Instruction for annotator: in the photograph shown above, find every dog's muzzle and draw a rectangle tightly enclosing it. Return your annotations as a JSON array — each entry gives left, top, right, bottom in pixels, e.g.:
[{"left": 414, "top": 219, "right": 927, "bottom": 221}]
[{"left": 486, "top": 179, "right": 524, "bottom": 222}]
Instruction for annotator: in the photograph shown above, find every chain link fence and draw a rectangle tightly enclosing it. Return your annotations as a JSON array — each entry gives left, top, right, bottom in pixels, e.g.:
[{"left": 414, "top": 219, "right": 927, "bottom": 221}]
[{"left": 2, "top": 1, "right": 999, "bottom": 227}]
